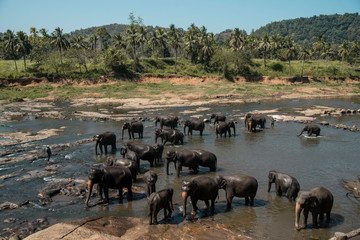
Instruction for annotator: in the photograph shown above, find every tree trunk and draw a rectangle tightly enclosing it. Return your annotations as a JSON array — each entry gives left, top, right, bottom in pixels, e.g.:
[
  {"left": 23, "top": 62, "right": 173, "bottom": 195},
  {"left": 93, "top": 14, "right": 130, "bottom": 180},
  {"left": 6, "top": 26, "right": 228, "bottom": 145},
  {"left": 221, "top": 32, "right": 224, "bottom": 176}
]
[
  {"left": 301, "top": 59, "right": 305, "bottom": 77},
  {"left": 288, "top": 60, "right": 291, "bottom": 76},
  {"left": 59, "top": 47, "right": 65, "bottom": 75},
  {"left": 23, "top": 54, "right": 27, "bottom": 72},
  {"left": 174, "top": 48, "right": 178, "bottom": 74},
  {"left": 316, "top": 54, "right": 320, "bottom": 76},
  {"left": 13, "top": 56, "right": 18, "bottom": 71},
  {"left": 341, "top": 55, "right": 344, "bottom": 72}
]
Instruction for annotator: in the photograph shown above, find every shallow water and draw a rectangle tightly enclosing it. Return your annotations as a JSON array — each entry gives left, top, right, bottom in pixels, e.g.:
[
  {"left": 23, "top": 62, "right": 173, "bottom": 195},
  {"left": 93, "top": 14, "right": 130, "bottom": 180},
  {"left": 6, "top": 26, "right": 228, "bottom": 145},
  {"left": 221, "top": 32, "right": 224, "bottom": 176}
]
[{"left": 1, "top": 97, "right": 360, "bottom": 239}]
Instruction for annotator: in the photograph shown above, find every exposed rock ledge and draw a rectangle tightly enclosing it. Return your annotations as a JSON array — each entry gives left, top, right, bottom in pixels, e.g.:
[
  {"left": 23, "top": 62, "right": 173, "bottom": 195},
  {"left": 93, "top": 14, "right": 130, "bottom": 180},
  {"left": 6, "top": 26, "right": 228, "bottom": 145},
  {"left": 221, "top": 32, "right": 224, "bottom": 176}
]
[{"left": 24, "top": 216, "right": 251, "bottom": 240}]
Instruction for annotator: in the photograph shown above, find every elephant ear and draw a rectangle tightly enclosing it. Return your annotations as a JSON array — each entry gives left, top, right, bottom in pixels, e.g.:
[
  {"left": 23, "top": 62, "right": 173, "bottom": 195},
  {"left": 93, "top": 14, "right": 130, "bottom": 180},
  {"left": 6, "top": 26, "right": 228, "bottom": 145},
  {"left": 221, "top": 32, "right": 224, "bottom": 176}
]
[
  {"left": 309, "top": 195, "right": 319, "bottom": 208},
  {"left": 218, "top": 177, "right": 227, "bottom": 189}
]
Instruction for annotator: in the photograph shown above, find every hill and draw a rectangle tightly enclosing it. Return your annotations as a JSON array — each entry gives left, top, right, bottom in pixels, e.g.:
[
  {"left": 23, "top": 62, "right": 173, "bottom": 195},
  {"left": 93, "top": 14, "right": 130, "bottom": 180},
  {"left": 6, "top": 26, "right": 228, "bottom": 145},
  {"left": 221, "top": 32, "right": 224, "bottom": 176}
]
[{"left": 253, "top": 13, "right": 360, "bottom": 45}]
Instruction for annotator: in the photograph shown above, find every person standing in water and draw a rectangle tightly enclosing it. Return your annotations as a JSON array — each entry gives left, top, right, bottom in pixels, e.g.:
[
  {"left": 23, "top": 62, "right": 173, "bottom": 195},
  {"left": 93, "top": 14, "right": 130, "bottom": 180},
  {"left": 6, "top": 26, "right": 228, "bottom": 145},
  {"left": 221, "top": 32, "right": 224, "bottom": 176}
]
[
  {"left": 46, "top": 146, "right": 52, "bottom": 164},
  {"left": 270, "top": 117, "right": 276, "bottom": 128}
]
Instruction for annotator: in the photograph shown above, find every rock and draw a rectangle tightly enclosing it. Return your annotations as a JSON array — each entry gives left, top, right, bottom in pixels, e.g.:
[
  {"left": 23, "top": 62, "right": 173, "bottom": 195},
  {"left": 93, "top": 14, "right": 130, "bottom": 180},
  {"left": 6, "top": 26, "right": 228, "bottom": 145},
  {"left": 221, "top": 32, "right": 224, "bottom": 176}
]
[
  {"left": 16, "top": 170, "right": 56, "bottom": 182},
  {"left": 38, "top": 178, "right": 73, "bottom": 199},
  {"left": 4, "top": 218, "right": 19, "bottom": 223},
  {"left": 350, "top": 125, "right": 358, "bottom": 131},
  {"left": 319, "top": 121, "right": 329, "bottom": 126},
  {"left": 45, "top": 164, "right": 63, "bottom": 171},
  {"left": 0, "top": 201, "right": 19, "bottom": 211}
]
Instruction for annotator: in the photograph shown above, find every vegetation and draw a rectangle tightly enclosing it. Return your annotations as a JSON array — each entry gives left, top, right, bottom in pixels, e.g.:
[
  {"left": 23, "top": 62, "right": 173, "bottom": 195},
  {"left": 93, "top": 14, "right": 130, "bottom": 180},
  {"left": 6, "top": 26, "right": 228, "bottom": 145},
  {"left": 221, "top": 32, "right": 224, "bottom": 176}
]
[{"left": 0, "top": 13, "right": 359, "bottom": 83}]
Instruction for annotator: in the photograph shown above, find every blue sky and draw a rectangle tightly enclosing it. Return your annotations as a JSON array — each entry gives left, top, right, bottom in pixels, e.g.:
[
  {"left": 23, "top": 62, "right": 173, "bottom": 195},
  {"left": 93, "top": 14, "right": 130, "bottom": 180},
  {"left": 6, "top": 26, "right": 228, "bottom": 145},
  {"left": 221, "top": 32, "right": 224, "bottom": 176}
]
[{"left": 0, "top": 0, "right": 359, "bottom": 34}]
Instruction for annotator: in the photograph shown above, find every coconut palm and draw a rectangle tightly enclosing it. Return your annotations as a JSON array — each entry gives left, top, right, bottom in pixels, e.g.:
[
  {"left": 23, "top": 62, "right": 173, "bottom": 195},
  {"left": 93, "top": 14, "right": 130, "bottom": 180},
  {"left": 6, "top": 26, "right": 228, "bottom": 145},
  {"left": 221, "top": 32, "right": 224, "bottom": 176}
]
[
  {"left": 201, "top": 33, "right": 215, "bottom": 66},
  {"left": 322, "top": 42, "right": 333, "bottom": 70},
  {"left": 16, "top": 31, "right": 32, "bottom": 72},
  {"left": 298, "top": 45, "right": 311, "bottom": 77},
  {"left": 89, "top": 33, "right": 98, "bottom": 51},
  {"left": 339, "top": 40, "right": 350, "bottom": 73},
  {"left": 96, "top": 27, "right": 110, "bottom": 50},
  {"left": 282, "top": 36, "right": 296, "bottom": 75},
  {"left": 258, "top": 33, "right": 271, "bottom": 68},
  {"left": 125, "top": 24, "right": 139, "bottom": 61},
  {"left": 70, "top": 35, "right": 88, "bottom": 72},
  {"left": 168, "top": 24, "right": 182, "bottom": 73},
  {"left": 51, "top": 27, "right": 70, "bottom": 74},
  {"left": 39, "top": 28, "right": 50, "bottom": 40},
  {"left": 29, "top": 27, "right": 39, "bottom": 42},
  {"left": 184, "top": 24, "right": 200, "bottom": 63},
  {"left": 137, "top": 26, "right": 147, "bottom": 63},
  {"left": 313, "top": 34, "right": 325, "bottom": 75},
  {"left": 3, "top": 29, "right": 18, "bottom": 71},
  {"left": 270, "top": 34, "right": 283, "bottom": 60},
  {"left": 156, "top": 27, "right": 167, "bottom": 58},
  {"left": 148, "top": 30, "right": 160, "bottom": 58},
  {"left": 229, "top": 28, "right": 243, "bottom": 52}
]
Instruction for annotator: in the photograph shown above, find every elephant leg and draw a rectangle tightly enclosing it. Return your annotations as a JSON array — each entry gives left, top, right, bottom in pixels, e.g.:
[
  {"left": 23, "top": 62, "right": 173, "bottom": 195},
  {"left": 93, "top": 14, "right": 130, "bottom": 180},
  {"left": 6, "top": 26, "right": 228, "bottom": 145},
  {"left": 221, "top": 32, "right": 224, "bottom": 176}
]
[
  {"left": 127, "top": 186, "right": 132, "bottom": 201},
  {"left": 163, "top": 207, "right": 167, "bottom": 220},
  {"left": 104, "top": 145, "right": 108, "bottom": 154},
  {"left": 308, "top": 130, "right": 313, "bottom": 136},
  {"left": 191, "top": 197, "right": 198, "bottom": 215},
  {"left": 210, "top": 198, "right": 215, "bottom": 215},
  {"left": 312, "top": 212, "right": 319, "bottom": 228},
  {"left": 226, "top": 194, "right": 234, "bottom": 210},
  {"left": 319, "top": 212, "right": 324, "bottom": 222},
  {"left": 245, "top": 196, "right": 250, "bottom": 206},
  {"left": 153, "top": 210, "right": 158, "bottom": 224},
  {"left": 167, "top": 203, "right": 172, "bottom": 218},
  {"left": 104, "top": 187, "right": 109, "bottom": 203},
  {"left": 204, "top": 200, "right": 210, "bottom": 210},
  {"left": 326, "top": 211, "right": 331, "bottom": 223},
  {"left": 200, "top": 130, "right": 203, "bottom": 136},
  {"left": 97, "top": 184, "right": 104, "bottom": 202},
  {"left": 250, "top": 196, "right": 255, "bottom": 206},
  {"left": 147, "top": 186, "right": 151, "bottom": 197},
  {"left": 303, "top": 209, "right": 309, "bottom": 227}
]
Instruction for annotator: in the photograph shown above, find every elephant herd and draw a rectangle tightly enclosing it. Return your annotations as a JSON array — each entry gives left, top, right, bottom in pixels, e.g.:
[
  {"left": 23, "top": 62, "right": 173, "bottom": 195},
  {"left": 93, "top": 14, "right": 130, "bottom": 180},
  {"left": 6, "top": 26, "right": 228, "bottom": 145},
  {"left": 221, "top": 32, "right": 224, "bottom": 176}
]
[{"left": 87, "top": 113, "right": 329, "bottom": 231}]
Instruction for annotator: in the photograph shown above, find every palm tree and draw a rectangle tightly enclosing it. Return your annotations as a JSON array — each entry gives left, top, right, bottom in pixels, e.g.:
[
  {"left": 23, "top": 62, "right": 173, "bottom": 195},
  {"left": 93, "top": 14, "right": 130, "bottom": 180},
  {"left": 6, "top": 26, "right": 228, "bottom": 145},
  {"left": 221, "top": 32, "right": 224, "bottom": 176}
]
[
  {"left": 313, "top": 34, "right": 325, "bottom": 76},
  {"left": 16, "top": 31, "right": 32, "bottom": 72},
  {"left": 282, "top": 36, "right": 296, "bottom": 75},
  {"left": 168, "top": 24, "right": 182, "bottom": 73},
  {"left": 113, "top": 33, "right": 125, "bottom": 50},
  {"left": 229, "top": 28, "right": 243, "bottom": 52},
  {"left": 29, "top": 27, "right": 39, "bottom": 42},
  {"left": 270, "top": 34, "right": 283, "bottom": 60},
  {"left": 51, "top": 27, "right": 70, "bottom": 74},
  {"left": 137, "top": 26, "right": 147, "bottom": 63},
  {"left": 125, "top": 24, "right": 139, "bottom": 61},
  {"left": 339, "top": 40, "right": 350, "bottom": 73},
  {"left": 71, "top": 35, "right": 88, "bottom": 72},
  {"left": 148, "top": 30, "right": 160, "bottom": 58},
  {"left": 96, "top": 27, "right": 110, "bottom": 50},
  {"left": 258, "top": 33, "right": 271, "bottom": 68},
  {"left": 89, "top": 33, "right": 98, "bottom": 51},
  {"left": 298, "top": 45, "right": 310, "bottom": 77},
  {"left": 184, "top": 24, "right": 200, "bottom": 63},
  {"left": 39, "top": 28, "right": 50, "bottom": 40},
  {"left": 3, "top": 30, "right": 18, "bottom": 71},
  {"left": 322, "top": 42, "right": 333, "bottom": 70},
  {"left": 156, "top": 27, "right": 167, "bottom": 58},
  {"left": 201, "top": 33, "right": 215, "bottom": 66}
]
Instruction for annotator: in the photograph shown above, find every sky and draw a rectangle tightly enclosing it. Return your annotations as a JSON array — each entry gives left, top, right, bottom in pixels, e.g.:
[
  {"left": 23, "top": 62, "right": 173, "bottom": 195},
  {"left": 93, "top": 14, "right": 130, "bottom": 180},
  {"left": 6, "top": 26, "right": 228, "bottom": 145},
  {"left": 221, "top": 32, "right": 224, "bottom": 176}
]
[{"left": 0, "top": 0, "right": 359, "bottom": 35}]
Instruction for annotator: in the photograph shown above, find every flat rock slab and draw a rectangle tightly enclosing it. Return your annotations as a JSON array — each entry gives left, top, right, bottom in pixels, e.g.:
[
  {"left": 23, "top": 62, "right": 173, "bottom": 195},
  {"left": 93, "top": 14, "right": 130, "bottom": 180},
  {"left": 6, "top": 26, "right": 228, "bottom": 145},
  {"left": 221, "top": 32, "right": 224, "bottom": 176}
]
[{"left": 24, "top": 216, "right": 251, "bottom": 240}]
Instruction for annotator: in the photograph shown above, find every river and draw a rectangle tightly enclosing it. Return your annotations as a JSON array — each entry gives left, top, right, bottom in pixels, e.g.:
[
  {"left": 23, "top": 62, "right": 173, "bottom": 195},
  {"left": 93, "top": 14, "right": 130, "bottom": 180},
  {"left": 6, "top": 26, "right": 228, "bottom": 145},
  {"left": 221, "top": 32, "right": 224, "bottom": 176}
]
[{"left": 1, "top": 97, "right": 360, "bottom": 239}]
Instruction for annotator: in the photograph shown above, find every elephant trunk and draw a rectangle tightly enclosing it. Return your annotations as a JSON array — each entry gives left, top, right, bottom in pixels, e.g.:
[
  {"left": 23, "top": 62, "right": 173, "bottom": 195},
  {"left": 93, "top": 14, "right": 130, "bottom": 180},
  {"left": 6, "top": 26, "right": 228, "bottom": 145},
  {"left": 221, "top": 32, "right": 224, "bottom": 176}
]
[
  {"left": 85, "top": 179, "right": 93, "bottom": 207},
  {"left": 233, "top": 126, "right": 236, "bottom": 136},
  {"left": 295, "top": 202, "right": 303, "bottom": 231},
  {"left": 166, "top": 159, "right": 170, "bottom": 175},
  {"left": 121, "top": 126, "right": 125, "bottom": 140},
  {"left": 297, "top": 129, "right": 304, "bottom": 136},
  {"left": 268, "top": 181, "right": 272, "bottom": 192},
  {"left": 182, "top": 191, "right": 188, "bottom": 218},
  {"left": 94, "top": 141, "right": 99, "bottom": 155},
  {"left": 183, "top": 125, "right": 187, "bottom": 136}
]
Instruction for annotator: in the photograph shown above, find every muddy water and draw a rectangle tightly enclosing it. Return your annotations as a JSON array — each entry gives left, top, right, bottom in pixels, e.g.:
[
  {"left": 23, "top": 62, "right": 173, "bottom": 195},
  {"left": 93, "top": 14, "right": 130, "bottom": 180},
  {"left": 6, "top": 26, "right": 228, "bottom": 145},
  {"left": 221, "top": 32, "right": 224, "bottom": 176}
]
[{"left": 1, "top": 97, "right": 360, "bottom": 239}]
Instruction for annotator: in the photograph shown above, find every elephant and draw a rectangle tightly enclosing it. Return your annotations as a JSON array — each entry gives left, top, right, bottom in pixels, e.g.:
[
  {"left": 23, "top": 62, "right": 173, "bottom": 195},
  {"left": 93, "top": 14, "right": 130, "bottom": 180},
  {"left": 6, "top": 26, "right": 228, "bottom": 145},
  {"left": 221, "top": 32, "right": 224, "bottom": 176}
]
[
  {"left": 298, "top": 124, "right": 321, "bottom": 137},
  {"left": 182, "top": 176, "right": 218, "bottom": 218},
  {"left": 148, "top": 188, "right": 174, "bottom": 225},
  {"left": 153, "top": 143, "right": 164, "bottom": 164},
  {"left": 93, "top": 131, "right": 116, "bottom": 155},
  {"left": 122, "top": 142, "right": 156, "bottom": 167},
  {"left": 244, "top": 113, "right": 266, "bottom": 129},
  {"left": 85, "top": 166, "right": 132, "bottom": 207},
  {"left": 247, "top": 118, "right": 257, "bottom": 132},
  {"left": 144, "top": 170, "right": 158, "bottom": 197},
  {"left": 154, "top": 128, "right": 184, "bottom": 145},
  {"left": 295, "top": 186, "right": 334, "bottom": 231},
  {"left": 216, "top": 173, "right": 258, "bottom": 210},
  {"left": 165, "top": 149, "right": 200, "bottom": 177},
  {"left": 215, "top": 121, "right": 236, "bottom": 138},
  {"left": 120, "top": 146, "right": 140, "bottom": 170},
  {"left": 268, "top": 170, "right": 300, "bottom": 201},
  {"left": 192, "top": 149, "right": 217, "bottom": 171},
  {"left": 106, "top": 157, "right": 138, "bottom": 182},
  {"left": 154, "top": 115, "right": 179, "bottom": 129},
  {"left": 121, "top": 121, "right": 143, "bottom": 140},
  {"left": 210, "top": 113, "right": 226, "bottom": 124},
  {"left": 342, "top": 176, "right": 360, "bottom": 201},
  {"left": 183, "top": 119, "right": 205, "bottom": 136}
]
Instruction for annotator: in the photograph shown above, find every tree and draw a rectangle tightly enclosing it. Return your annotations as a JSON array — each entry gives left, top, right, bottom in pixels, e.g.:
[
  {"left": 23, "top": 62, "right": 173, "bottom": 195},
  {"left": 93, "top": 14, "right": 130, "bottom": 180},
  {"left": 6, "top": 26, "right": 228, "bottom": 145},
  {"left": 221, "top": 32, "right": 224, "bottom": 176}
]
[
  {"left": 313, "top": 34, "right": 325, "bottom": 76},
  {"left": 201, "top": 33, "right": 215, "bottom": 67},
  {"left": 3, "top": 29, "right": 18, "bottom": 71},
  {"left": 156, "top": 27, "right": 167, "bottom": 58},
  {"left": 51, "top": 27, "right": 70, "bottom": 74},
  {"left": 184, "top": 24, "right": 200, "bottom": 63},
  {"left": 137, "top": 26, "right": 147, "bottom": 63},
  {"left": 113, "top": 33, "right": 125, "bottom": 50},
  {"left": 282, "top": 36, "right": 296, "bottom": 75},
  {"left": 339, "top": 40, "right": 350, "bottom": 72},
  {"left": 230, "top": 28, "right": 246, "bottom": 72},
  {"left": 322, "top": 41, "right": 333, "bottom": 70},
  {"left": 29, "top": 27, "right": 39, "bottom": 42},
  {"left": 258, "top": 33, "right": 271, "bottom": 68},
  {"left": 16, "top": 31, "right": 32, "bottom": 72},
  {"left": 125, "top": 24, "right": 139, "bottom": 61},
  {"left": 70, "top": 35, "right": 88, "bottom": 72},
  {"left": 96, "top": 27, "right": 110, "bottom": 50},
  {"left": 168, "top": 24, "right": 182, "bottom": 73},
  {"left": 148, "top": 30, "right": 159, "bottom": 58},
  {"left": 298, "top": 45, "right": 310, "bottom": 77},
  {"left": 89, "top": 33, "right": 98, "bottom": 51},
  {"left": 270, "top": 34, "right": 283, "bottom": 60}
]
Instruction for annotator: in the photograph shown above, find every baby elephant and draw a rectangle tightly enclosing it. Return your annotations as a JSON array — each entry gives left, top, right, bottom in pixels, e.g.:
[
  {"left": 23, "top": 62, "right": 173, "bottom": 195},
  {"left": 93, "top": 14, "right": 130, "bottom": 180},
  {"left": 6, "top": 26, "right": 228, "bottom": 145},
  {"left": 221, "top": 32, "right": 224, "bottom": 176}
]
[
  {"left": 148, "top": 188, "right": 174, "bottom": 225},
  {"left": 143, "top": 170, "right": 158, "bottom": 197},
  {"left": 216, "top": 173, "right": 258, "bottom": 210},
  {"left": 268, "top": 170, "right": 300, "bottom": 201}
]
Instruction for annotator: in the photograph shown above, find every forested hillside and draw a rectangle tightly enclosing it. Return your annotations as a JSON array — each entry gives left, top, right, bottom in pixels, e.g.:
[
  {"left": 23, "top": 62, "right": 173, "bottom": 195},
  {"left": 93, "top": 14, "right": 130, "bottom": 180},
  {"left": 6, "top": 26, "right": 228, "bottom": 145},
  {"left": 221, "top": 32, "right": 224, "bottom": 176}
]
[{"left": 253, "top": 13, "right": 360, "bottom": 45}]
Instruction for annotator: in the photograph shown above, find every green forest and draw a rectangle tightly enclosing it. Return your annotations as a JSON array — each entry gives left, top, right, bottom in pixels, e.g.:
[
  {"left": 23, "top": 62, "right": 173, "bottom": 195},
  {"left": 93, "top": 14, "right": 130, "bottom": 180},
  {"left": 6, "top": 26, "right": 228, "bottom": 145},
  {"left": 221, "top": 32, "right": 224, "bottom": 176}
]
[{"left": 0, "top": 13, "right": 359, "bottom": 80}]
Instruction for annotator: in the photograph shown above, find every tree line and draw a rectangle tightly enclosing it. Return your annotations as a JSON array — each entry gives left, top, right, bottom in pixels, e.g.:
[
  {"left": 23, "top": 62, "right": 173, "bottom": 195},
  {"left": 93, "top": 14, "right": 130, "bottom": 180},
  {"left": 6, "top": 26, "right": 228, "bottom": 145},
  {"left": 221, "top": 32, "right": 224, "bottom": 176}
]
[{"left": 1, "top": 13, "right": 359, "bottom": 79}]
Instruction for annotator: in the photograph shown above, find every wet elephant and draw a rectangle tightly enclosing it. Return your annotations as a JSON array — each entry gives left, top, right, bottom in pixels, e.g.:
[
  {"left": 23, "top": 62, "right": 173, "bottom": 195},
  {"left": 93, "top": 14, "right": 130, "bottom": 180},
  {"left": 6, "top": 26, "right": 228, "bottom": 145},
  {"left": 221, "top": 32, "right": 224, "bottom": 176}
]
[
  {"left": 245, "top": 113, "right": 266, "bottom": 129},
  {"left": 210, "top": 113, "right": 226, "bottom": 124},
  {"left": 295, "top": 186, "right": 333, "bottom": 231},
  {"left": 120, "top": 146, "right": 140, "bottom": 170},
  {"left": 153, "top": 143, "right": 164, "bottom": 164},
  {"left": 154, "top": 128, "right": 184, "bottom": 145},
  {"left": 216, "top": 173, "right": 258, "bottom": 210},
  {"left": 121, "top": 121, "right": 143, "bottom": 140},
  {"left": 106, "top": 157, "right": 138, "bottom": 182},
  {"left": 182, "top": 176, "right": 218, "bottom": 218},
  {"left": 183, "top": 119, "right": 205, "bottom": 136},
  {"left": 122, "top": 142, "right": 156, "bottom": 167},
  {"left": 144, "top": 170, "right": 158, "bottom": 197},
  {"left": 215, "top": 121, "right": 236, "bottom": 138},
  {"left": 268, "top": 170, "right": 300, "bottom": 201},
  {"left": 165, "top": 149, "right": 200, "bottom": 177},
  {"left": 298, "top": 124, "right": 321, "bottom": 137},
  {"left": 192, "top": 149, "right": 217, "bottom": 172},
  {"left": 148, "top": 188, "right": 174, "bottom": 225},
  {"left": 93, "top": 131, "right": 116, "bottom": 155},
  {"left": 85, "top": 166, "right": 132, "bottom": 207},
  {"left": 154, "top": 115, "right": 179, "bottom": 129}
]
